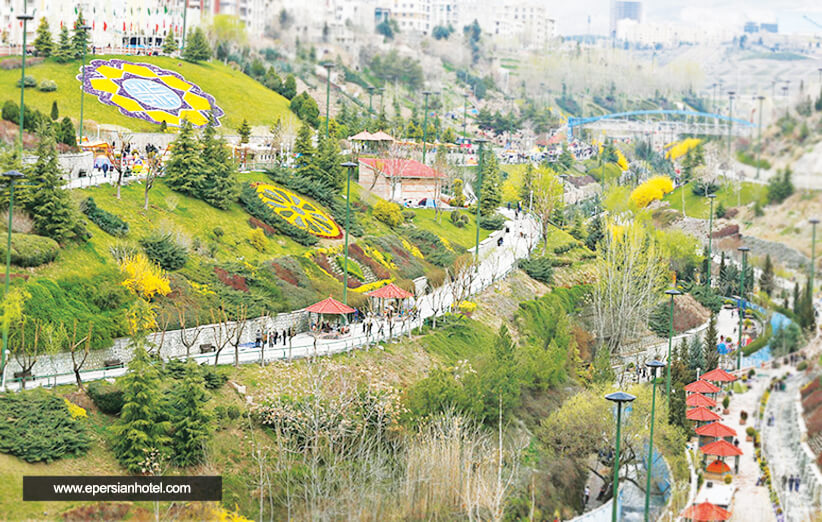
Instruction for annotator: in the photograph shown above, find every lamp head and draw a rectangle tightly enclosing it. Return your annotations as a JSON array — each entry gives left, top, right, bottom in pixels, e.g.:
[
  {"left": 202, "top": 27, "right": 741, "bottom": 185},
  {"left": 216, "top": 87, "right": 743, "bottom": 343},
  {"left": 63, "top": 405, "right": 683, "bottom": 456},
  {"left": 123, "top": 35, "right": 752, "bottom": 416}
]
[
  {"left": 605, "top": 391, "right": 636, "bottom": 404},
  {"left": 738, "top": 246, "right": 750, "bottom": 253},
  {"left": 810, "top": 218, "right": 820, "bottom": 225},
  {"left": 340, "top": 161, "right": 358, "bottom": 169},
  {"left": 707, "top": 193, "right": 717, "bottom": 199},
  {"left": 17, "top": 13, "right": 34, "bottom": 21},
  {"left": 422, "top": 90, "right": 432, "bottom": 96},
  {"left": 665, "top": 288, "right": 682, "bottom": 296},
  {"left": 646, "top": 359, "right": 666, "bottom": 370},
  {"left": 80, "top": 25, "right": 92, "bottom": 31},
  {"left": 2, "top": 170, "right": 25, "bottom": 180},
  {"left": 321, "top": 62, "right": 334, "bottom": 70}
]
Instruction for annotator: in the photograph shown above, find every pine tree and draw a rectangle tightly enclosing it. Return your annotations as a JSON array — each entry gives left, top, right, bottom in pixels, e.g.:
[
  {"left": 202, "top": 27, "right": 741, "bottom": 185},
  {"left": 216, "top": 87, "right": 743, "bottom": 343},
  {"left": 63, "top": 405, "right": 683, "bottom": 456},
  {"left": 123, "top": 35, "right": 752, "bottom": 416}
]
[
  {"left": 294, "top": 123, "right": 323, "bottom": 181},
  {"left": 263, "top": 68, "right": 283, "bottom": 93},
  {"left": 57, "top": 116, "right": 76, "bottom": 147},
  {"left": 281, "top": 74, "right": 297, "bottom": 100},
  {"left": 164, "top": 119, "right": 205, "bottom": 196},
  {"left": 688, "top": 335, "right": 705, "bottom": 372},
  {"left": 237, "top": 118, "right": 251, "bottom": 145},
  {"left": 110, "top": 345, "right": 171, "bottom": 473},
  {"left": 520, "top": 162, "right": 534, "bottom": 203},
  {"left": 161, "top": 32, "right": 178, "bottom": 54},
  {"left": 33, "top": 17, "right": 53, "bottom": 57},
  {"left": 169, "top": 363, "right": 212, "bottom": 467},
  {"left": 799, "top": 279, "right": 815, "bottom": 331},
  {"left": 182, "top": 27, "right": 211, "bottom": 62},
  {"left": 703, "top": 314, "right": 718, "bottom": 370},
  {"left": 478, "top": 151, "right": 501, "bottom": 216},
  {"left": 198, "top": 122, "right": 236, "bottom": 209},
  {"left": 759, "top": 254, "right": 775, "bottom": 295},
  {"left": 793, "top": 282, "right": 801, "bottom": 316},
  {"left": 54, "top": 26, "right": 73, "bottom": 63},
  {"left": 315, "top": 134, "right": 343, "bottom": 190},
  {"left": 20, "top": 125, "right": 85, "bottom": 243},
  {"left": 585, "top": 215, "right": 604, "bottom": 251},
  {"left": 71, "top": 10, "right": 90, "bottom": 60},
  {"left": 50, "top": 101, "right": 59, "bottom": 121}
]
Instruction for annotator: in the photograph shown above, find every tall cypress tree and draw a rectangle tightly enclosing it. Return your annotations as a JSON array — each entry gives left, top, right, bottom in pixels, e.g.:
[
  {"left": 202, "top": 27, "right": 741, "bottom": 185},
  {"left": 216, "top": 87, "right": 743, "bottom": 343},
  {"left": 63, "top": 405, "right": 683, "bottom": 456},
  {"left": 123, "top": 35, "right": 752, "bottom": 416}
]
[
  {"left": 111, "top": 345, "right": 171, "bottom": 473},
  {"left": 169, "top": 364, "right": 212, "bottom": 467},
  {"left": 520, "top": 162, "right": 534, "bottom": 203},
  {"left": 295, "top": 123, "right": 323, "bottom": 182},
  {"left": 479, "top": 151, "right": 501, "bottom": 216},
  {"left": 164, "top": 119, "right": 205, "bottom": 196},
  {"left": 71, "top": 10, "right": 90, "bottom": 60},
  {"left": 315, "top": 135, "right": 343, "bottom": 190},
  {"left": 703, "top": 314, "right": 719, "bottom": 370},
  {"left": 688, "top": 335, "right": 705, "bottom": 372},
  {"left": 21, "top": 125, "right": 85, "bottom": 243},
  {"left": 199, "top": 122, "right": 236, "bottom": 209},
  {"left": 33, "top": 17, "right": 53, "bottom": 57},
  {"left": 182, "top": 27, "right": 211, "bottom": 62},
  {"left": 759, "top": 254, "right": 775, "bottom": 295},
  {"left": 54, "top": 26, "right": 73, "bottom": 63}
]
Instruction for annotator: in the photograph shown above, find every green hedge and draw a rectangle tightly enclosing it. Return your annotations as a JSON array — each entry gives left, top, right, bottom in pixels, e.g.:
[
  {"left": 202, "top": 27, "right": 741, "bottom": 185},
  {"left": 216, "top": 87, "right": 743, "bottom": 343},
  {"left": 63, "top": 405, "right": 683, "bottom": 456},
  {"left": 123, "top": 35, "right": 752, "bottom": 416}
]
[
  {"left": 479, "top": 213, "right": 506, "bottom": 230},
  {"left": 743, "top": 322, "right": 773, "bottom": 356},
  {"left": 239, "top": 183, "right": 318, "bottom": 246},
  {"left": 87, "top": 381, "right": 125, "bottom": 415},
  {"left": 81, "top": 197, "right": 129, "bottom": 237},
  {"left": 335, "top": 256, "right": 365, "bottom": 280},
  {"left": 0, "top": 389, "right": 91, "bottom": 462},
  {"left": 0, "top": 233, "right": 59, "bottom": 267},
  {"left": 518, "top": 257, "right": 553, "bottom": 284}
]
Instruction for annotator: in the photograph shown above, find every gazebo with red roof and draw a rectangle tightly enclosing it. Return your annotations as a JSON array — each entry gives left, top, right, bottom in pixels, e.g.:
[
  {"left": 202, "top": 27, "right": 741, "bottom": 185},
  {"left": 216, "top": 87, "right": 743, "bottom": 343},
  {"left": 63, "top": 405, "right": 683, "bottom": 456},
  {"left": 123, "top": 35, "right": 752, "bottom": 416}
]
[
  {"left": 701, "top": 368, "right": 737, "bottom": 384},
  {"left": 685, "top": 380, "right": 721, "bottom": 395},
  {"left": 704, "top": 459, "right": 732, "bottom": 477},
  {"left": 686, "top": 406, "right": 722, "bottom": 424},
  {"left": 366, "top": 282, "right": 414, "bottom": 316},
  {"left": 305, "top": 296, "right": 355, "bottom": 336},
  {"left": 700, "top": 439, "right": 743, "bottom": 474},
  {"left": 680, "top": 501, "right": 731, "bottom": 521},
  {"left": 695, "top": 421, "right": 736, "bottom": 446},
  {"left": 686, "top": 393, "right": 717, "bottom": 408}
]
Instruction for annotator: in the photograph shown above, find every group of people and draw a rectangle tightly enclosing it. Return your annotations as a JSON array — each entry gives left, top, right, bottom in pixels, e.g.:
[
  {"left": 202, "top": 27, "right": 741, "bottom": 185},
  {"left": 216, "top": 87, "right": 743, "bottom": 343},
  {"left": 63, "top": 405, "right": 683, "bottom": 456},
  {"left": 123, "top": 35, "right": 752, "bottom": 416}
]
[
  {"left": 254, "top": 327, "right": 295, "bottom": 348},
  {"left": 782, "top": 474, "right": 803, "bottom": 493}
]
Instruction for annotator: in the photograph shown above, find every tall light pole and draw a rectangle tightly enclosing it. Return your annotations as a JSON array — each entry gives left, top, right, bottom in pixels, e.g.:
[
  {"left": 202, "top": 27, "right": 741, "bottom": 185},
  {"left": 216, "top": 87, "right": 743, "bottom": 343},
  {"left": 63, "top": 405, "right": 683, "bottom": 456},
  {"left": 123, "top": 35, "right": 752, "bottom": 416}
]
[
  {"left": 726, "top": 91, "right": 735, "bottom": 160},
  {"left": 559, "top": 174, "right": 569, "bottom": 227},
  {"left": 810, "top": 218, "right": 819, "bottom": 300},
  {"left": 322, "top": 62, "right": 334, "bottom": 138},
  {"left": 181, "top": 0, "right": 189, "bottom": 52},
  {"left": 474, "top": 138, "right": 487, "bottom": 264},
  {"left": 665, "top": 288, "right": 682, "bottom": 400},
  {"left": 366, "top": 85, "right": 375, "bottom": 116},
  {"left": 737, "top": 245, "right": 750, "bottom": 371},
  {"left": 78, "top": 24, "right": 92, "bottom": 146},
  {"left": 421, "top": 90, "right": 432, "bottom": 164},
  {"left": 378, "top": 87, "right": 385, "bottom": 117},
  {"left": 755, "top": 95, "right": 765, "bottom": 179},
  {"left": 462, "top": 92, "right": 469, "bottom": 138},
  {"left": 706, "top": 193, "right": 716, "bottom": 287},
  {"left": 16, "top": 10, "right": 34, "bottom": 152},
  {"left": 340, "top": 162, "right": 357, "bottom": 305},
  {"left": 605, "top": 391, "right": 636, "bottom": 522},
  {"left": 1, "top": 170, "right": 25, "bottom": 390},
  {"left": 643, "top": 360, "right": 666, "bottom": 522}
]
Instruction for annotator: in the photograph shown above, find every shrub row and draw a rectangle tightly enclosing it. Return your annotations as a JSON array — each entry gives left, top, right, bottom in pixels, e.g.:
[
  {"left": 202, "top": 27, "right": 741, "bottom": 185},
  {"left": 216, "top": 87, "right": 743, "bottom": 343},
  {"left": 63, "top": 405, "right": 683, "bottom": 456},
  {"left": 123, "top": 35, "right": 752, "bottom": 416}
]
[
  {"left": 80, "top": 197, "right": 129, "bottom": 237},
  {"left": 239, "top": 183, "right": 318, "bottom": 246}
]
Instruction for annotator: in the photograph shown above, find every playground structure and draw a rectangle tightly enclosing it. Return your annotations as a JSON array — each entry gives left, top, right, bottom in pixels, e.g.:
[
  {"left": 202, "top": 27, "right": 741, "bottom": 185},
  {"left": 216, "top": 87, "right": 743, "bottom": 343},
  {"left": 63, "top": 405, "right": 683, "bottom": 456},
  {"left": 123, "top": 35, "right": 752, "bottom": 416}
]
[{"left": 567, "top": 110, "right": 756, "bottom": 140}]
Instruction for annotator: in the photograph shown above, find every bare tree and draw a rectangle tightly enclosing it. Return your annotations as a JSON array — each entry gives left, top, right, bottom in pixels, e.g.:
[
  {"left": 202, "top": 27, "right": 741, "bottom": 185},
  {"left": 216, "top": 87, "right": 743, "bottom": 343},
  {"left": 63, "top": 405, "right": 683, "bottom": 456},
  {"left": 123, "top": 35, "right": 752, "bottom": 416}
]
[
  {"left": 531, "top": 166, "right": 564, "bottom": 255},
  {"left": 177, "top": 305, "right": 203, "bottom": 358},
  {"left": 11, "top": 318, "right": 40, "bottom": 390},
  {"left": 227, "top": 304, "right": 249, "bottom": 367},
  {"left": 209, "top": 308, "right": 233, "bottom": 366},
  {"left": 150, "top": 308, "right": 172, "bottom": 360},
  {"left": 259, "top": 311, "right": 271, "bottom": 366},
  {"left": 366, "top": 144, "right": 417, "bottom": 200},
  {"left": 112, "top": 131, "right": 133, "bottom": 200},
  {"left": 142, "top": 149, "right": 163, "bottom": 210},
  {"left": 69, "top": 322, "right": 92, "bottom": 390}
]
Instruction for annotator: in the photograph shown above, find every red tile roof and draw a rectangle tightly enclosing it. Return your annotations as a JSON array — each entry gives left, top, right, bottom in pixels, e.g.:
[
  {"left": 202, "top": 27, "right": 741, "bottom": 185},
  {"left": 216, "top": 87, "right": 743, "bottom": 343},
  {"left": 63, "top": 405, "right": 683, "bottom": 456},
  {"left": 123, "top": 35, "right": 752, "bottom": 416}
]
[
  {"left": 700, "top": 439, "right": 743, "bottom": 457},
  {"left": 680, "top": 501, "right": 731, "bottom": 521},
  {"left": 359, "top": 157, "right": 446, "bottom": 179},
  {"left": 686, "top": 406, "right": 722, "bottom": 422},
  {"left": 305, "top": 296, "right": 355, "bottom": 315},
  {"left": 701, "top": 368, "right": 738, "bottom": 382},
  {"left": 695, "top": 421, "right": 737, "bottom": 438},
  {"left": 367, "top": 282, "right": 413, "bottom": 299},
  {"left": 685, "top": 380, "right": 721, "bottom": 394},
  {"left": 686, "top": 393, "right": 717, "bottom": 408}
]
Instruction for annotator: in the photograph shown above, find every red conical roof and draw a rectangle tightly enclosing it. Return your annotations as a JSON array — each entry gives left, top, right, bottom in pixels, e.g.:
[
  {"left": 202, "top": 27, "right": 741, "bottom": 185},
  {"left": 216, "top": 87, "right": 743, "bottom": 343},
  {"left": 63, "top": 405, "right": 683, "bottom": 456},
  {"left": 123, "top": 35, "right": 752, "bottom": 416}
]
[
  {"left": 680, "top": 501, "right": 731, "bottom": 521},
  {"left": 686, "top": 393, "right": 717, "bottom": 408},
  {"left": 305, "top": 296, "right": 355, "bottom": 315},
  {"left": 705, "top": 459, "right": 732, "bottom": 474},
  {"left": 695, "top": 421, "right": 737, "bottom": 438},
  {"left": 700, "top": 439, "right": 743, "bottom": 457},
  {"left": 686, "top": 406, "right": 722, "bottom": 422},
  {"left": 685, "top": 380, "right": 721, "bottom": 394},
  {"left": 366, "top": 282, "right": 413, "bottom": 299},
  {"left": 701, "top": 368, "right": 737, "bottom": 383}
]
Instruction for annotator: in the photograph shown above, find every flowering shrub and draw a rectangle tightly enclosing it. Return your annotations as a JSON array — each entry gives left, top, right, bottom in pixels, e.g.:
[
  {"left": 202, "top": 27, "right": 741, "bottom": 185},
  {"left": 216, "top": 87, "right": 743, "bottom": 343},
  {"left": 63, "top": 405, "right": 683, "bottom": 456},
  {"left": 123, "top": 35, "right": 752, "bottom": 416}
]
[
  {"left": 374, "top": 200, "right": 404, "bottom": 227},
  {"left": 665, "top": 138, "right": 702, "bottom": 160},
  {"left": 616, "top": 149, "right": 629, "bottom": 171},
  {"left": 458, "top": 301, "right": 477, "bottom": 314},
  {"left": 402, "top": 239, "right": 425, "bottom": 259},
  {"left": 629, "top": 176, "right": 674, "bottom": 208},
  {"left": 64, "top": 398, "right": 88, "bottom": 419},
  {"left": 352, "top": 279, "right": 394, "bottom": 294},
  {"left": 119, "top": 254, "right": 171, "bottom": 299}
]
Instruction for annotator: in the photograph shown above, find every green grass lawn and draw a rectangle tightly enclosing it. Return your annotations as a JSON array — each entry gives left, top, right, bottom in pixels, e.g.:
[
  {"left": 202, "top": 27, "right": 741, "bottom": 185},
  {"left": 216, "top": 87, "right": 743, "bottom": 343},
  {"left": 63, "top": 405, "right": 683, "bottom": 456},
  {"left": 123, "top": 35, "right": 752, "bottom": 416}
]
[
  {"left": 410, "top": 208, "right": 490, "bottom": 250},
  {"left": 663, "top": 181, "right": 767, "bottom": 219},
  {"left": 0, "top": 55, "right": 292, "bottom": 132}
]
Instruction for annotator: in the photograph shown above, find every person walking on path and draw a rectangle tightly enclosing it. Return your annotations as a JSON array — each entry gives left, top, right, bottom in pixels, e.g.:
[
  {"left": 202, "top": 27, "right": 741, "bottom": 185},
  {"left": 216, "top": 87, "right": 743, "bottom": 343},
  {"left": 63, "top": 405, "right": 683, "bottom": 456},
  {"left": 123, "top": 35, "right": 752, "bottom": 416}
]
[
  {"left": 789, "top": 475, "right": 795, "bottom": 492},
  {"left": 782, "top": 475, "right": 787, "bottom": 490},
  {"left": 583, "top": 485, "right": 590, "bottom": 506},
  {"left": 282, "top": 329, "right": 288, "bottom": 346},
  {"left": 795, "top": 475, "right": 801, "bottom": 493}
]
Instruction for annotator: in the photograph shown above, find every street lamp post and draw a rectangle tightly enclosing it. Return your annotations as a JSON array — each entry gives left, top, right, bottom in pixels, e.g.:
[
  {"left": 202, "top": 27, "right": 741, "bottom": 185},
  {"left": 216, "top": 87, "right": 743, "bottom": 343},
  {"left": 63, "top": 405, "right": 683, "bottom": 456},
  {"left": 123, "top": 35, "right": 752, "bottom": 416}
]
[
  {"left": 16, "top": 10, "right": 34, "bottom": 152},
  {"left": 474, "top": 138, "right": 487, "bottom": 264},
  {"left": 755, "top": 95, "right": 765, "bottom": 179},
  {"left": 78, "top": 24, "right": 92, "bottom": 146},
  {"left": 605, "top": 391, "right": 636, "bottom": 522},
  {"left": 665, "top": 288, "right": 682, "bottom": 400},
  {"left": 810, "top": 218, "right": 819, "bottom": 299},
  {"left": 643, "top": 360, "right": 666, "bottom": 522},
  {"left": 181, "top": 0, "right": 189, "bottom": 52},
  {"left": 1, "top": 170, "right": 25, "bottom": 390},
  {"left": 378, "top": 88, "right": 385, "bottom": 118},
  {"left": 727, "top": 91, "right": 735, "bottom": 160},
  {"left": 706, "top": 193, "right": 716, "bottom": 287},
  {"left": 737, "top": 246, "right": 750, "bottom": 371},
  {"left": 322, "top": 62, "right": 334, "bottom": 138},
  {"left": 559, "top": 174, "right": 569, "bottom": 227},
  {"left": 421, "top": 90, "right": 432, "bottom": 164},
  {"left": 340, "top": 162, "right": 357, "bottom": 305},
  {"left": 462, "top": 93, "right": 469, "bottom": 138},
  {"left": 366, "top": 85, "right": 375, "bottom": 116}
]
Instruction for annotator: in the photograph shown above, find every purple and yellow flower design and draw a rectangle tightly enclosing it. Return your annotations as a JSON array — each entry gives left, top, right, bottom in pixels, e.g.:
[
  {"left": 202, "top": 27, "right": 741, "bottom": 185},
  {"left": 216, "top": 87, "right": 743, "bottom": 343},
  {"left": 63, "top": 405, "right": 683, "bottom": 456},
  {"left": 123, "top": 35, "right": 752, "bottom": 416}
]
[{"left": 77, "top": 59, "right": 223, "bottom": 127}]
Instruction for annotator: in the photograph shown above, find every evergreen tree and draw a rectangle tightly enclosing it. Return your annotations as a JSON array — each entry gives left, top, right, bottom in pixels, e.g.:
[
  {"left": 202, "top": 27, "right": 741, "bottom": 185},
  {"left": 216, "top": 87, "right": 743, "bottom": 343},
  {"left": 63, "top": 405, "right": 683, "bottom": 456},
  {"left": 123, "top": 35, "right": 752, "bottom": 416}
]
[
  {"left": 759, "top": 254, "right": 775, "bottom": 295},
  {"left": 520, "top": 162, "right": 534, "bottom": 203},
  {"left": 281, "top": 74, "right": 297, "bottom": 100},
  {"left": 182, "top": 27, "right": 211, "bottom": 62},
  {"left": 793, "top": 282, "right": 801, "bottom": 316},
  {"left": 50, "top": 101, "right": 59, "bottom": 121},
  {"left": 294, "top": 123, "right": 323, "bottom": 181},
  {"left": 164, "top": 119, "right": 205, "bottom": 196},
  {"left": 315, "top": 134, "right": 344, "bottom": 190},
  {"left": 161, "top": 32, "right": 178, "bottom": 54},
  {"left": 54, "top": 26, "right": 73, "bottom": 63},
  {"left": 198, "top": 122, "right": 236, "bottom": 209},
  {"left": 33, "top": 17, "right": 53, "bottom": 57},
  {"left": 20, "top": 125, "right": 85, "bottom": 243},
  {"left": 478, "top": 150, "right": 501, "bottom": 216},
  {"left": 169, "top": 364, "right": 212, "bottom": 467},
  {"left": 110, "top": 345, "right": 171, "bottom": 473},
  {"left": 668, "top": 356, "right": 689, "bottom": 431},
  {"left": 57, "top": 116, "right": 76, "bottom": 147},
  {"left": 237, "top": 118, "right": 251, "bottom": 144},
  {"left": 585, "top": 215, "right": 604, "bottom": 251},
  {"left": 688, "top": 334, "right": 705, "bottom": 372},
  {"left": 799, "top": 279, "right": 815, "bottom": 332},
  {"left": 263, "top": 68, "right": 283, "bottom": 93},
  {"left": 71, "top": 10, "right": 90, "bottom": 60},
  {"left": 703, "top": 314, "right": 719, "bottom": 370}
]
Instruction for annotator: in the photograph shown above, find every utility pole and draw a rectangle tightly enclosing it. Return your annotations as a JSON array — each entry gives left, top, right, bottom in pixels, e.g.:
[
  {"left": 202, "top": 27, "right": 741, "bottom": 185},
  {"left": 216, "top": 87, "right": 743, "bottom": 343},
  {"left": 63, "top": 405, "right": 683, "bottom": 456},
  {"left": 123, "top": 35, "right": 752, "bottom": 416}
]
[
  {"left": 78, "top": 24, "right": 92, "bottom": 146},
  {"left": 322, "top": 62, "right": 334, "bottom": 138},
  {"left": 16, "top": 7, "right": 34, "bottom": 152},
  {"left": 727, "top": 91, "right": 735, "bottom": 160},
  {"left": 706, "top": 193, "right": 716, "bottom": 287},
  {"left": 421, "top": 90, "right": 432, "bottom": 164},
  {"left": 181, "top": 0, "right": 188, "bottom": 52},
  {"left": 755, "top": 95, "right": 765, "bottom": 179},
  {"left": 737, "top": 246, "right": 750, "bottom": 371}
]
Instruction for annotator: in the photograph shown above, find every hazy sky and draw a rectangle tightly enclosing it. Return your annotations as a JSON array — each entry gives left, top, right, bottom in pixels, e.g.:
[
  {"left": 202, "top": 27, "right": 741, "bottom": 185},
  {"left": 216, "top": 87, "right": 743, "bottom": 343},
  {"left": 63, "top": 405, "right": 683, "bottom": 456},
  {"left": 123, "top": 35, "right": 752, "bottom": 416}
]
[{"left": 553, "top": 0, "right": 822, "bottom": 35}]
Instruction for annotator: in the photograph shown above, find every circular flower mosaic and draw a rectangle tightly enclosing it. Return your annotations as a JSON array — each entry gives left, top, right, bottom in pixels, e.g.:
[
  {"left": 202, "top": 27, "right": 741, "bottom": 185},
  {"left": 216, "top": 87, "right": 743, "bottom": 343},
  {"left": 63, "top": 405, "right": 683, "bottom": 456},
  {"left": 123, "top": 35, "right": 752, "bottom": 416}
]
[
  {"left": 77, "top": 59, "right": 224, "bottom": 127},
  {"left": 256, "top": 184, "right": 342, "bottom": 239}
]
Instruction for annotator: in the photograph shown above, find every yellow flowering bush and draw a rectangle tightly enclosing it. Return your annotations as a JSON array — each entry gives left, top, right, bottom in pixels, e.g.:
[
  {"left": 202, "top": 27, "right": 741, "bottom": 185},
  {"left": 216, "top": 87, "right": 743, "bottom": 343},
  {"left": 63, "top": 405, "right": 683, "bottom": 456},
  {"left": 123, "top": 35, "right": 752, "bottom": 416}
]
[
  {"left": 458, "top": 301, "right": 477, "bottom": 314},
  {"left": 64, "top": 398, "right": 88, "bottom": 419},
  {"left": 402, "top": 239, "right": 424, "bottom": 259},
  {"left": 352, "top": 279, "right": 395, "bottom": 293},
  {"left": 616, "top": 149, "right": 629, "bottom": 171},
  {"left": 189, "top": 281, "right": 216, "bottom": 296},
  {"left": 363, "top": 244, "right": 396, "bottom": 269},
  {"left": 248, "top": 228, "right": 268, "bottom": 252},
  {"left": 665, "top": 138, "right": 702, "bottom": 160},
  {"left": 127, "top": 299, "right": 159, "bottom": 335},
  {"left": 119, "top": 254, "right": 171, "bottom": 299},
  {"left": 439, "top": 236, "right": 454, "bottom": 252},
  {"left": 629, "top": 176, "right": 674, "bottom": 208}
]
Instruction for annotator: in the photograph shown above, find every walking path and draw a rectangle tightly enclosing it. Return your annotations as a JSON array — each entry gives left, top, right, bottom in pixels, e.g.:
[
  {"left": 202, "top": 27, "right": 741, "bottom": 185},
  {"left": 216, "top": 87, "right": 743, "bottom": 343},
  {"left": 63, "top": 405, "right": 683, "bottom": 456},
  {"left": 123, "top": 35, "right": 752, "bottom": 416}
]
[{"left": 1, "top": 209, "right": 540, "bottom": 392}]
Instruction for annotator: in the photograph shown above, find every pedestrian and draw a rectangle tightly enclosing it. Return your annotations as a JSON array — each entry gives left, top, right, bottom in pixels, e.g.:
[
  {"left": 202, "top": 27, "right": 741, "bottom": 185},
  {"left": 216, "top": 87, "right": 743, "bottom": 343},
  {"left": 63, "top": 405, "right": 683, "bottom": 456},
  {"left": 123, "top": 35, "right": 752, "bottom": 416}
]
[
  {"left": 789, "top": 475, "right": 795, "bottom": 491},
  {"left": 255, "top": 329, "right": 261, "bottom": 348},
  {"left": 583, "top": 485, "right": 590, "bottom": 505},
  {"left": 272, "top": 330, "right": 279, "bottom": 346},
  {"left": 282, "top": 329, "right": 287, "bottom": 346},
  {"left": 796, "top": 475, "right": 801, "bottom": 492},
  {"left": 782, "top": 475, "right": 787, "bottom": 490}
]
